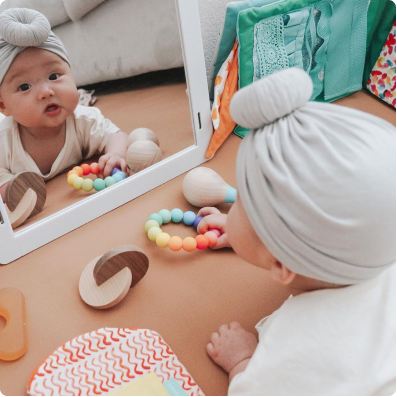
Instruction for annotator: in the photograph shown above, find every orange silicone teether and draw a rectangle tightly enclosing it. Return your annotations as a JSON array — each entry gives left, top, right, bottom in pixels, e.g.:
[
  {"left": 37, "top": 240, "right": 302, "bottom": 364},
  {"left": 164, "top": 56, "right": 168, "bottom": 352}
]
[{"left": 0, "top": 288, "right": 27, "bottom": 361}]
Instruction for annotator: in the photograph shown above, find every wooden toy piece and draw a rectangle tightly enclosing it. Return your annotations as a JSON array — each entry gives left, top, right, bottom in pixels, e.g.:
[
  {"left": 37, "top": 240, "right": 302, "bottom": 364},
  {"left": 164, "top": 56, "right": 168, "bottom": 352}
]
[
  {"left": 182, "top": 167, "right": 237, "bottom": 207},
  {"left": 94, "top": 245, "right": 149, "bottom": 287},
  {"left": 127, "top": 140, "right": 162, "bottom": 174},
  {"left": 79, "top": 245, "right": 149, "bottom": 309},
  {"left": 0, "top": 288, "right": 28, "bottom": 361},
  {"left": 127, "top": 127, "right": 160, "bottom": 147},
  {"left": 5, "top": 171, "right": 46, "bottom": 218},
  {"left": 5, "top": 188, "right": 37, "bottom": 229}
]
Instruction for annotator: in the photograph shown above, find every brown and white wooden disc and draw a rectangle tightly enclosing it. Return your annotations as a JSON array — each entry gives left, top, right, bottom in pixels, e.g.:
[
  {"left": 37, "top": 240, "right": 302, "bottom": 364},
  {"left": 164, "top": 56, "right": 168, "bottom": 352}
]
[
  {"left": 5, "top": 172, "right": 46, "bottom": 218},
  {"left": 79, "top": 246, "right": 149, "bottom": 309},
  {"left": 5, "top": 188, "right": 37, "bottom": 229}
]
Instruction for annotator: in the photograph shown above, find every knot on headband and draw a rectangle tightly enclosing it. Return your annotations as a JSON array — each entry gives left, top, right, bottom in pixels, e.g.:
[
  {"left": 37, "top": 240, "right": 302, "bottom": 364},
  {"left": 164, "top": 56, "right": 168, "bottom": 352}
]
[
  {"left": 0, "top": 8, "right": 69, "bottom": 84},
  {"left": 0, "top": 8, "right": 50, "bottom": 47},
  {"left": 230, "top": 68, "right": 313, "bottom": 128}
]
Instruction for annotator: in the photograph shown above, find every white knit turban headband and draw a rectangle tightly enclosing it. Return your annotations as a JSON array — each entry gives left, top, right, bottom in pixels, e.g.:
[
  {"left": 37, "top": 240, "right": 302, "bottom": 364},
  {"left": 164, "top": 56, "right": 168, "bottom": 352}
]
[
  {"left": 231, "top": 68, "right": 396, "bottom": 285},
  {"left": 0, "top": 8, "right": 69, "bottom": 84}
]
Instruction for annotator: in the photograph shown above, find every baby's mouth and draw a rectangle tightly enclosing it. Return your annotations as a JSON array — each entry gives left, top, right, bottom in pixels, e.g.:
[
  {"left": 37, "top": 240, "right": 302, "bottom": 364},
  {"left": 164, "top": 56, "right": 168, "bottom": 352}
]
[{"left": 45, "top": 104, "right": 60, "bottom": 113}]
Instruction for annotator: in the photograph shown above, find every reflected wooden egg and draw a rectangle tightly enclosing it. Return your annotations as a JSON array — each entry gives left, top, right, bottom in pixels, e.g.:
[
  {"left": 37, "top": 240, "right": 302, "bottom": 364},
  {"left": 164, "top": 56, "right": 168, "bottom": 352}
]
[
  {"left": 127, "top": 128, "right": 160, "bottom": 147},
  {"left": 126, "top": 140, "right": 162, "bottom": 173}
]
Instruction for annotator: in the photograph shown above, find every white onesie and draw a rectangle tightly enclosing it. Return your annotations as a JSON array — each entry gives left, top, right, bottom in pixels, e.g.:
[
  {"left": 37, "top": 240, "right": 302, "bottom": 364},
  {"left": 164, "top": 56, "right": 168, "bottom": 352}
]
[
  {"left": 0, "top": 105, "right": 120, "bottom": 187},
  {"left": 229, "top": 265, "right": 396, "bottom": 395}
]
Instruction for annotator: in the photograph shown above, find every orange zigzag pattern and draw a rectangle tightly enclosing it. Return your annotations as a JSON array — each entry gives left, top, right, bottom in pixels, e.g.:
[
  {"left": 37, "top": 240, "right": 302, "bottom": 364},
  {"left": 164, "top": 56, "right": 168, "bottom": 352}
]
[{"left": 28, "top": 328, "right": 203, "bottom": 396}]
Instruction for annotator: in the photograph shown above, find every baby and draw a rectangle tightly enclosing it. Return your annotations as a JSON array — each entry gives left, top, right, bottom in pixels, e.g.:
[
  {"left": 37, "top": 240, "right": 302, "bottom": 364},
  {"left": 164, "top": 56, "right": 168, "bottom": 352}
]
[
  {"left": 0, "top": 8, "right": 128, "bottom": 202},
  {"left": 198, "top": 68, "right": 396, "bottom": 395}
]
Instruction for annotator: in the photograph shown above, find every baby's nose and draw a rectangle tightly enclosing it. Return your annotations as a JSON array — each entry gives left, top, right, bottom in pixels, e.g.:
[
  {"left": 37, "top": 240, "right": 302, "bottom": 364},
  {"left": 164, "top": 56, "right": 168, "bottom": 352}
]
[{"left": 38, "top": 85, "right": 54, "bottom": 100}]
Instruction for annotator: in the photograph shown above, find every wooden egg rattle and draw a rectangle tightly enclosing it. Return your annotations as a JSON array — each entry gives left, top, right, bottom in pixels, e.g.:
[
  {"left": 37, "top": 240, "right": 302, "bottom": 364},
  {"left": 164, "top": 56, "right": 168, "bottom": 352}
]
[
  {"left": 126, "top": 128, "right": 162, "bottom": 173},
  {"left": 183, "top": 167, "right": 237, "bottom": 207},
  {"left": 0, "top": 288, "right": 28, "bottom": 361},
  {"left": 4, "top": 171, "right": 46, "bottom": 228},
  {"left": 79, "top": 245, "right": 149, "bottom": 309},
  {"left": 127, "top": 127, "right": 160, "bottom": 147}
]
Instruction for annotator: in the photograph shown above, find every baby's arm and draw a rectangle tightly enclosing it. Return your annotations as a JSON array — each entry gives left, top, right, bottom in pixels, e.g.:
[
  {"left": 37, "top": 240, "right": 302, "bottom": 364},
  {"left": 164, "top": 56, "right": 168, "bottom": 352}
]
[
  {"left": 207, "top": 322, "right": 258, "bottom": 383},
  {"left": 98, "top": 131, "right": 129, "bottom": 176}
]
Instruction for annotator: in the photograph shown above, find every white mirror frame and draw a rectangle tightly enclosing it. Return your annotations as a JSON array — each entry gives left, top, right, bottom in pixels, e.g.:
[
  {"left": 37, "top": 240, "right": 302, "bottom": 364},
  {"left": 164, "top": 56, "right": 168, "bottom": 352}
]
[{"left": 0, "top": 0, "right": 212, "bottom": 265}]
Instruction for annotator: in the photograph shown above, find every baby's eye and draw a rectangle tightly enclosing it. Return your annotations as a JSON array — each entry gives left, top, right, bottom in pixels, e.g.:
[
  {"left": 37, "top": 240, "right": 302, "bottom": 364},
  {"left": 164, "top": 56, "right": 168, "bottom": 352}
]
[
  {"left": 18, "top": 83, "right": 31, "bottom": 92},
  {"left": 49, "top": 73, "right": 60, "bottom": 81}
]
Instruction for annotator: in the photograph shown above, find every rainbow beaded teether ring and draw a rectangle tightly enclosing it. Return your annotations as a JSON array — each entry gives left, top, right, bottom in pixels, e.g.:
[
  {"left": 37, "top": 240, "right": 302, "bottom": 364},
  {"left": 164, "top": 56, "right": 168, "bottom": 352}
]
[
  {"left": 67, "top": 163, "right": 127, "bottom": 192},
  {"left": 145, "top": 209, "right": 220, "bottom": 252}
]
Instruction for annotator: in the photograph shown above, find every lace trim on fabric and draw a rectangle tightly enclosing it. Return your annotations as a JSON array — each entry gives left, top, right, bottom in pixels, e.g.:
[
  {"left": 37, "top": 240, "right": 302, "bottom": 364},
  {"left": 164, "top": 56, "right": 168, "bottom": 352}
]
[{"left": 253, "top": 15, "right": 289, "bottom": 80}]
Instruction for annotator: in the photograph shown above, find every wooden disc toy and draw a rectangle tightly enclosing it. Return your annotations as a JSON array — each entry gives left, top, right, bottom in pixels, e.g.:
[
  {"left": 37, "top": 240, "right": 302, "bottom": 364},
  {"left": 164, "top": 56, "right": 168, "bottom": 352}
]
[
  {"left": 5, "top": 171, "right": 46, "bottom": 217},
  {"left": 127, "top": 127, "right": 160, "bottom": 147},
  {"left": 126, "top": 140, "right": 162, "bottom": 173},
  {"left": 183, "top": 167, "right": 237, "bottom": 207},
  {"left": 0, "top": 288, "right": 28, "bottom": 361},
  {"left": 79, "top": 245, "right": 149, "bottom": 309},
  {"left": 5, "top": 188, "right": 37, "bottom": 229}
]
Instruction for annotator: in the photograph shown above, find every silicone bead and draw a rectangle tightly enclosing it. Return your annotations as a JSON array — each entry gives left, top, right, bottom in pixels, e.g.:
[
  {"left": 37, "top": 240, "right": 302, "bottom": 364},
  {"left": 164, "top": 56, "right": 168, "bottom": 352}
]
[
  {"left": 116, "top": 171, "right": 126, "bottom": 179},
  {"left": 204, "top": 231, "right": 218, "bottom": 247},
  {"left": 111, "top": 167, "right": 121, "bottom": 176},
  {"left": 183, "top": 211, "right": 196, "bottom": 226},
  {"left": 171, "top": 208, "right": 184, "bottom": 223},
  {"left": 193, "top": 216, "right": 203, "bottom": 230},
  {"left": 182, "top": 236, "right": 197, "bottom": 252},
  {"left": 67, "top": 170, "right": 78, "bottom": 178},
  {"left": 67, "top": 173, "right": 79, "bottom": 186},
  {"left": 112, "top": 172, "right": 124, "bottom": 183},
  {"left": 73, "top": 166, "right": 83, "bottom": 177},
  {"left": 145, "top": 220, "right": 160, "bottom": 232},
  {"left": 90, "top": 163, "right": 100, "bottom": 174},
  {"left": 82, "top": 179, "right": 94, "bottom": 192},
  {"left": 168, "top": 236, "right": 183, "bottom": 251},
  {"left": 156, "top": 232, "right": 171, "bottom": 248},
  {"left": 93, "top": 178, "right": 106, "bottom": 191},
  {"left": 195, "top": 235, "right": 209, "bottom": 250},
  {"left": 148, "top": 226, "right": 162, "bottom": 242},
  {"left": 159, "top": 209, "right": 172, "bottom": 224},
  {"left": 73, "top": 177, "right": 84, "bottom": 189},
  {"left": 149, "top": 213, "right": 163, "bottom": 226},
  {"left": 80, "top": 163, "right": 91, "bottom": 176},
  {"left": 104, "top": 176, "right": 116, "bottom": 187},
  {"left": 209, "top": 228, "right": 222, "bottom": 237}
]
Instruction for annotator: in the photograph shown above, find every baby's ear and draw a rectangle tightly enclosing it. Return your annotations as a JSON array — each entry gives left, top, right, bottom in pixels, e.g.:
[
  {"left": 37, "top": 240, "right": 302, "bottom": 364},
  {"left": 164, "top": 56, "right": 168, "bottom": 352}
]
[
  {"left": 0, "top": 99, "right": 10, "bottom": 116},
  {"left": 269, "top": 261, "right": 296, "bottom": 285}
]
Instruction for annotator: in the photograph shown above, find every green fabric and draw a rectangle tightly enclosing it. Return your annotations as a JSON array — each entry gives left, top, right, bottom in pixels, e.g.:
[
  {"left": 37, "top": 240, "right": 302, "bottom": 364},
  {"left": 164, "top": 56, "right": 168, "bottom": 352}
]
[
  {"left": 284, "top": 8, "right": 311, "bottom": 70},
  {"left": 323, "top": 0, "right": 367, "bottom": 100},
  {"left": 364, "top": 0, "right": 396, "bottom": 85},
  {"left": 309, "top": 0, "right": 332, "bottom": 99},
  {"left": 210, "top": 0, "right": 281, "bottom": 101},
  {"left": 234, "top": 0, "right": 321, "bottom": 139},
  {"left": 237, "top": 0, "right": 320, "bottom": 92}
]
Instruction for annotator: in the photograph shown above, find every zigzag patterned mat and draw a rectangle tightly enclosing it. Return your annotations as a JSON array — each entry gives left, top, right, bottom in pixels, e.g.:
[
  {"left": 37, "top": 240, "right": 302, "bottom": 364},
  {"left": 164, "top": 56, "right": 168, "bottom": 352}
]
[{"left": 27, "top": 328, "right": 204, "bottom": 396}]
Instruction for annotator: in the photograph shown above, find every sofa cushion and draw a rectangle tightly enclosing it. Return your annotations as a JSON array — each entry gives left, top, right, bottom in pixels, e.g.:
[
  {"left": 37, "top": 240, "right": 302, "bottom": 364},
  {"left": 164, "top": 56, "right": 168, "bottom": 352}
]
[
  {"left": 62, "top": 0, "right": 107, "bottom": 22},
  {"left": 0, "top": 0, "right": 69, "bottom": 28}
]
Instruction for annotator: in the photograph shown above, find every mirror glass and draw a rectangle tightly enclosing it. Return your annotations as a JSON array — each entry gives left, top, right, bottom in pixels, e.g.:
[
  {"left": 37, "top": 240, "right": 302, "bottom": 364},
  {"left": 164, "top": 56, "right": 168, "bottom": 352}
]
[{"left": 0, "top": 0, "right": 194, "bottom": 232}]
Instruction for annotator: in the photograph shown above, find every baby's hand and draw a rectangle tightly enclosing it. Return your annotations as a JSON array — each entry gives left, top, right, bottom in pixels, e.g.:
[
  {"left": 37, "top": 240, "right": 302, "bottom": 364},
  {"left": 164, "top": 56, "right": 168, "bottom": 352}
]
[
  {"left": 207, "top": 322, "right": 258, "bottom": 380},
  {"left": 98, "top": 152, "right": 128, "bottom": 177},
  {"left": 197, "top": 207, "right": 231, "bottom": 249}
]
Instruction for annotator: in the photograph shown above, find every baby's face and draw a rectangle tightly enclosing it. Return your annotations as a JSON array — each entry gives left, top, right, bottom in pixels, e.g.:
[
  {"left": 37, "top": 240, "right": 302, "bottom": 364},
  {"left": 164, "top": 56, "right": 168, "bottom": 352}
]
[
  {"left": 0, "top": 47, "right": 79, "bottom": 130},
  {"left": 226, "top": 196, "right": 276, "bottom": 271}
]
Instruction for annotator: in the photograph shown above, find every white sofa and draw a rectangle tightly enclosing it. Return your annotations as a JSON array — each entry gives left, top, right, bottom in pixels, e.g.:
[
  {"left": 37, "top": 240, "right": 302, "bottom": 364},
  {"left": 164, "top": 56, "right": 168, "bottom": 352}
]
[
  {"left": 0, "top": 0, "right": 185, "bottom": 86},
  {"left": 0, "top": 0, "right": 234, "bottom": 85}
]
